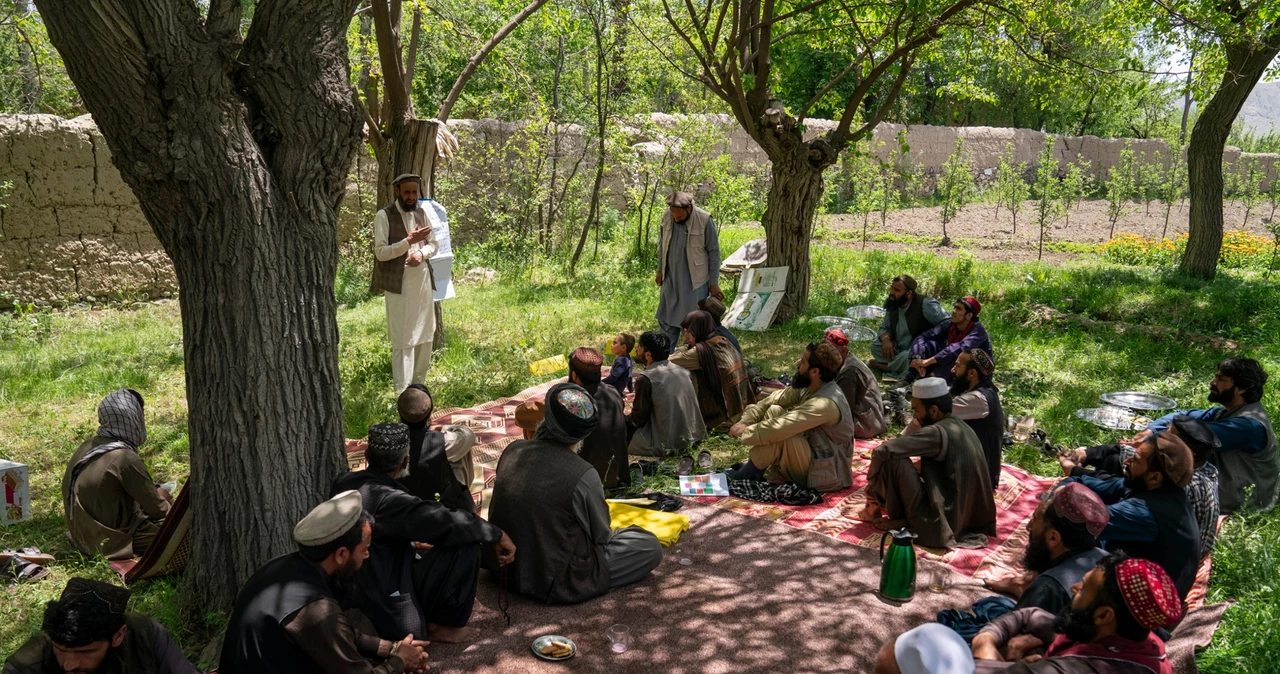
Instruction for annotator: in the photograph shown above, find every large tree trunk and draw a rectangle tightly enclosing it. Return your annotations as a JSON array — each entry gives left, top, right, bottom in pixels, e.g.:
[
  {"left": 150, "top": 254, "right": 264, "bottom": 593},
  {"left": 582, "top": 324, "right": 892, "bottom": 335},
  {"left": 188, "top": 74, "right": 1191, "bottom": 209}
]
[
  {"left": 1181, "top": 36, "right": 1280, "bottom": 278},
  {"left": 761, "top": 144, "right": 828, "bottom": 322},
  {"left": 35, "top": 0, "right": 363, "bottom": 609}
]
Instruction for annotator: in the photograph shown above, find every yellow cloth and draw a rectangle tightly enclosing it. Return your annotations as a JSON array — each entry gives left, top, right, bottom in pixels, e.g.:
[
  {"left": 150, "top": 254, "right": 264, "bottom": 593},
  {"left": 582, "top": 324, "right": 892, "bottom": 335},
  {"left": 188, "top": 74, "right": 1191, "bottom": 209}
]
[{"left": 607, "top": 501, "right": 689, "bottom": 546}]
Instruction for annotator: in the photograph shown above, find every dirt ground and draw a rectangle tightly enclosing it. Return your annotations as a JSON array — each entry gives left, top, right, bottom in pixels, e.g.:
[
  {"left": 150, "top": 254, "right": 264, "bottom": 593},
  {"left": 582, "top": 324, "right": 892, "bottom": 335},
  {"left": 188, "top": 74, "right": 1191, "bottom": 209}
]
[{"left": 822, "top": 198, "right": 1276, "bottom": 263}]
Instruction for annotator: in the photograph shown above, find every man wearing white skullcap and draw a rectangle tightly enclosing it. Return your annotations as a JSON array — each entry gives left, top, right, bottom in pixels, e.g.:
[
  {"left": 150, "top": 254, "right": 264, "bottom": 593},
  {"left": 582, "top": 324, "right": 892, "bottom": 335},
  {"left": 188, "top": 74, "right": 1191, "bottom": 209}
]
[
  {"left": 220, "top": 491, "right": 431, "bottom": 673},
  {"left": 875, "top": 622, "right": 976, "bottom": 674},
  {"left": 852, "top": 377, "right": 997, "bottom": 549}
]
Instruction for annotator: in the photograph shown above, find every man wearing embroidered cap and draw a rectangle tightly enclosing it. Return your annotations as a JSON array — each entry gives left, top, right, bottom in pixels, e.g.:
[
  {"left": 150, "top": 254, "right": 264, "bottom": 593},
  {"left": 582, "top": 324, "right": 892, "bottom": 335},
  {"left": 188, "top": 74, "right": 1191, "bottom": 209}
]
[
  {"left": 656, "top": 192, "right": 722, "bottom": 344},
  {"left": 971, "top": 553, "right": 1180, "bottom": 674},
  {"left": 984, "top": 482, "right": 1110, "bottom": 617},
  {"left": 221, "top": 491, "right": 431, "bottom": 673},
  {"left": 908, "top": 296, "right": 994, "bottom": 384},
  {"left": 487, "top": 383, "right": 663, "bottom": 604},
  {"left": 824, "top": 328, "right": 887, "bottom": 438},
  {"left": 1060, "top": 415, "right": 1221, "bottom": 557},
  {"left": 332, "top": 422, "right": 513, "bottom": 645},
  {"left": 3, "top": 577, "right": 198, "bottom": 674},
  {"left": 372, "top": 172, "right": 439, "bottom": 392},
  {"left": 569, "top": 347, "right": 630, "bottom": 489},
  {"left": 1064, "top": 433, "right": 1200, "bottom": 599},
  {"left": 726, "top": 342, "right": 857, "bottom": 492},
  {"left": 854, "top": 377, "right": 996, "bottom": 549}
]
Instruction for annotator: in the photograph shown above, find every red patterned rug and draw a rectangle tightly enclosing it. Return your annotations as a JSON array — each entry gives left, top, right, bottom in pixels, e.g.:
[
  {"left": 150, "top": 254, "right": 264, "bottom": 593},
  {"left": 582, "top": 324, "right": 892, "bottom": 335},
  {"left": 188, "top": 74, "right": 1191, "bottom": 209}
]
[
  {"left": 700, "top": 439, "right": 1057, "bottom": 581},
  {"left": 345, "top": 378, "right": 1215, "bottom": 606}
]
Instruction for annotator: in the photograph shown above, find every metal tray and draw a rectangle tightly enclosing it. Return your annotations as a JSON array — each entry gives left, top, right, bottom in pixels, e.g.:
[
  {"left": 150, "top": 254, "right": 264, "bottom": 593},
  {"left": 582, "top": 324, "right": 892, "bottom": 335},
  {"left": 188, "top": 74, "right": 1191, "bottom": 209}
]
[
  {"left": 845, "top": 305, "right": 886, "bottom": 320},
  {"left": 813, "top": 317, "right": 877, "bottom": 341},
  {"left": 1100, "top": 391, "right": 1178, "bottom": 411},
  {"left": 1076, "top": 406, "right": 1153, "bottom": 431}
]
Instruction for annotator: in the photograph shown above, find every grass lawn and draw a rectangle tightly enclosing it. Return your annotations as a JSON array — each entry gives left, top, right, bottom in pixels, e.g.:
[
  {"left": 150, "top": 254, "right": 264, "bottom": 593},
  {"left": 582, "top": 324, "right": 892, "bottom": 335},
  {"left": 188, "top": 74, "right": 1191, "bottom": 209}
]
[{"left": 3, "top": 224, "right": 1279, "bottom": 671}]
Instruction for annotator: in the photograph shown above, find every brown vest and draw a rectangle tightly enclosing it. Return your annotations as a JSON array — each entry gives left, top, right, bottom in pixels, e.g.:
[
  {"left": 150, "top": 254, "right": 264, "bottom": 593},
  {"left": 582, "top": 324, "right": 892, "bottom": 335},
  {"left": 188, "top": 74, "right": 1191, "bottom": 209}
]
[{"left": 371, "top": 203, "right": 436, "bottom": 295}]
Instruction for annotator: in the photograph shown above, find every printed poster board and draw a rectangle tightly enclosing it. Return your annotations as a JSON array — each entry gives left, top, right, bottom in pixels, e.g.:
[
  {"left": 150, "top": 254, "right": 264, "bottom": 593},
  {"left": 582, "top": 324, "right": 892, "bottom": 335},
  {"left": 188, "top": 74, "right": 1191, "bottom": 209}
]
[
  {"left": 723, "top": 266, "right": 788, "bottom": 332},
  {"left": 421, "top": 198, "right": 456, "bottom": 301}
]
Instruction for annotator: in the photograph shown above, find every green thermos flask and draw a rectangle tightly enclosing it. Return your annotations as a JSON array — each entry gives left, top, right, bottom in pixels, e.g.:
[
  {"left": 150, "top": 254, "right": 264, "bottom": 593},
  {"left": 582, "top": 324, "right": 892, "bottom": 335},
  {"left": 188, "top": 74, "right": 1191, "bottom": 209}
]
[{"left": 878, "top": 528, "right": 918, "bottom": 601}]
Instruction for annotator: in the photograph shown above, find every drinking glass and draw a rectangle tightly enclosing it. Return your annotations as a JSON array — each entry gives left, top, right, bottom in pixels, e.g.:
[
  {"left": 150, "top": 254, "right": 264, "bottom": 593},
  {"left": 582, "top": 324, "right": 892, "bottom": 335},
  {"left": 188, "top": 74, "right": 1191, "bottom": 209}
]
[
  {"left": 928, "top": 568, "right": 951, "bottom": 593},
  {"left": 607, "top": 624, "right": 631, "bottom": 653}
]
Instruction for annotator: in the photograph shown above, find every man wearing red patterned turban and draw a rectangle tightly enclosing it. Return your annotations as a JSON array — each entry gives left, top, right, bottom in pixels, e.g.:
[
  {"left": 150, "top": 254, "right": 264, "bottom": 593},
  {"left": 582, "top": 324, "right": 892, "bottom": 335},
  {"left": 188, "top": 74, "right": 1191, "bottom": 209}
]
[{"left": 970, "top": 553, "right": 1180, "bottom": 674}]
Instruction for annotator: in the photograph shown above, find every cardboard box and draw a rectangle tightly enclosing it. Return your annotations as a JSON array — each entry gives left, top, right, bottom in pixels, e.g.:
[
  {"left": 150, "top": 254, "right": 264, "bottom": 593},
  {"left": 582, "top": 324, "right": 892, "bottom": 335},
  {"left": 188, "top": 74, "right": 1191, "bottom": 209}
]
[{"left": 0, "top": 460, "right": 31, "bottom": 525}]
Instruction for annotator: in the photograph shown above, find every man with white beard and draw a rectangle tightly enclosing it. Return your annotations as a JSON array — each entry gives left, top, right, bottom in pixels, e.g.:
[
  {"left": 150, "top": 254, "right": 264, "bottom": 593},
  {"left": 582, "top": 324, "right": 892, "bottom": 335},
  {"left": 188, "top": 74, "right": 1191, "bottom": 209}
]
[{"left": 331, "top": 422, "right": 516, "bottom": 645}]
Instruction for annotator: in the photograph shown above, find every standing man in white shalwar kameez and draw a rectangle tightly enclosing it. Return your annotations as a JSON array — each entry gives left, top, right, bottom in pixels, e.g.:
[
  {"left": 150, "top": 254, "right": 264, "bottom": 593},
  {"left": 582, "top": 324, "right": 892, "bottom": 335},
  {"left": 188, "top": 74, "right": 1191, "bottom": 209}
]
[{"left": 371, "top": 173, "right": 438, "bottom": 392}]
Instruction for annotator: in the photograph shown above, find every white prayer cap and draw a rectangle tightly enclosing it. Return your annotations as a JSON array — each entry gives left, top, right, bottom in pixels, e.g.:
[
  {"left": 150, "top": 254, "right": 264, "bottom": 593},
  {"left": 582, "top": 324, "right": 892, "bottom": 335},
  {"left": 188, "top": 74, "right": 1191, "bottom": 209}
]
[
  {"left": 912, "top": 377, "right": 950, "bottom": 400},
  {"left": 294, "top": 490, "right": 363, "bottom": 546},
  {"left": 894, "top": 623, "right": 975, "bottom": 674}
]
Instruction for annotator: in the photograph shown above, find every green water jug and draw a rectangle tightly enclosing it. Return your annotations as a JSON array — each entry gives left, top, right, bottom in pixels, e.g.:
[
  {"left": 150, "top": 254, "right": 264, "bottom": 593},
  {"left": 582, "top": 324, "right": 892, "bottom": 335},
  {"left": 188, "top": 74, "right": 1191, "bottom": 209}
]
[{"left": 878, "top": 528, "right": 918, "bottom": 601}]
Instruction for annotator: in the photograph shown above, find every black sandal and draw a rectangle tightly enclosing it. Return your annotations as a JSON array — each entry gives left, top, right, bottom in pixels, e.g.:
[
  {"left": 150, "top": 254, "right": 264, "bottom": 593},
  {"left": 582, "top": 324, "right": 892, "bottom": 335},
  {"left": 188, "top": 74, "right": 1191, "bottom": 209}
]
[
  {"left": 2, "top": 548, "right": 51, "bottom": 583},
  {"left": 696, "top": 449, "right": 714, "bottom": 470}
]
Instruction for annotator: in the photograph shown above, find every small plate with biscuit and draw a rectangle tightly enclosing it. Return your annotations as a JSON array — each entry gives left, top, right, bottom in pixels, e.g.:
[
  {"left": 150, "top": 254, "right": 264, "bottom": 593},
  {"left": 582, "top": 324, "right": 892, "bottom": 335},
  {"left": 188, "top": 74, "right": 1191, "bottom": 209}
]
[{"left": 532, "top": 635, "right": 577, "bottom": 661}]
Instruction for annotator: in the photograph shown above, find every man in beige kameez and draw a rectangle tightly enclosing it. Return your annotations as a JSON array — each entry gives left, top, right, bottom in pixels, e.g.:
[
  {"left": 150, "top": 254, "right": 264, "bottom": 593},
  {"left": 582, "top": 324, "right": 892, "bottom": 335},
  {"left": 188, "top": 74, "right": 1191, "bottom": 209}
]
[
  {"left": 726, "top": 342, "right": 856, "bottom": 492},
  {"left": 371, "top": 173, "right": 439, "bottom": 392},
  {"left": 62, "top": 389, "right": 172, "bottom": 560}
]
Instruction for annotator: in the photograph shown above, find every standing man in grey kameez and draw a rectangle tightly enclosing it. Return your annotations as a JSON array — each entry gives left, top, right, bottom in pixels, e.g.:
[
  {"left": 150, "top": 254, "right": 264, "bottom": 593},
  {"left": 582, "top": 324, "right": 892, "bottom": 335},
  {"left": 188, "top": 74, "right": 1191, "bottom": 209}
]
[{"left": 656, "top": 192, "right": 722, "bottom": 344}]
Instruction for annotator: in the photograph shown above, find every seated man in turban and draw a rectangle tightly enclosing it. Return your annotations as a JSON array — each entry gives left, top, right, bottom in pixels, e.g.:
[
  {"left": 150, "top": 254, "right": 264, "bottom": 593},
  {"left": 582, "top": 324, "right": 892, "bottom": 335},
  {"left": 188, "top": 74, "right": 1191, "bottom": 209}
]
[
  {"left": 966, "top": 554, "right": 1183, "bottom": 674},
  {"left": 62, "top": 389, "right": 173, "bottom": 561},
  {"left": 823, "top": 328, "right": 886, "bottom": 438},
  {"left": 726, "top": 342, "right": 856, "bottom": 492},
  {"left": 985, "top": 482, "right": 1110, "bottom": 617},
  {"left": 486, "top": 383, "right": 662, "bottom": 604},
  {"left": 1064, "top": 433, "right": 1200, "bottom": 600},
  {"left": 332, "top": 423, "right": 515, "bottom": 644},
  {"left": 569, "top": 347, "right": 630, "bottom": 490},
  {"left": 3, "top": 578, "right": 198, "bottom": 674},
  {"left": 221, "top": 491, "right": 431, "bottom": 674},
  {"left": 698, "top": 296, "right": 742, "bottom": 355},
  {"left": 908, "top": 296, "right": 993, "bottom": 383},
  {"left": 397, "top": 383, "right": 477, "bottom": 513},
  {"left": 853, "top": 377, "right": 997, "bottom": 549},
  {"left": 1059, "top": 415, "right": 1221, "bottom": 558},
  {"left": 670, "top": 309, "right": 756, "bottom": 428}
]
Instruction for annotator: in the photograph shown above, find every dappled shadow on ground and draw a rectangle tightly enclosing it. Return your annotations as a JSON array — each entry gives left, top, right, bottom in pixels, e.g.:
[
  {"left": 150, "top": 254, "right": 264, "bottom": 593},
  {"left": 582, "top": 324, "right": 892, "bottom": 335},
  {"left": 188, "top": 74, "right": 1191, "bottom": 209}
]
[{"left": 430, "top": 503, "right": 987, "bottom": 674}]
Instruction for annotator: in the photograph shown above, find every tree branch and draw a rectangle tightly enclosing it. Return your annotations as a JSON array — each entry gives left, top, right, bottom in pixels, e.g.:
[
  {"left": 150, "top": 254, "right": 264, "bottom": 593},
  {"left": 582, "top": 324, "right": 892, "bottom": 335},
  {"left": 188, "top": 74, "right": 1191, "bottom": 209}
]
[
  {"left": 436, "top": 0, "right": 550, "bottom": 121},
  {"left": 832, "top": 0, "right": 979, "bottom": 140},
  {"left": 206, "top": 0, "right": 242, "bottom": 46},
  {"left": 404, "top": 2, "right": 422, "bottom": 93},
  {"left": 371, "top": 0, "right": 410, "bottom": 118}
]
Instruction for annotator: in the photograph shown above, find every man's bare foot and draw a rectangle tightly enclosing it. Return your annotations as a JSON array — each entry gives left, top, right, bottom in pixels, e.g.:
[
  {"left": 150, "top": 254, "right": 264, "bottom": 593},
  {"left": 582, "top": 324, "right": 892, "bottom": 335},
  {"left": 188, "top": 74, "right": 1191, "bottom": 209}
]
[
  {"left": 850, "top": 502, "right": 882, "bottom": 522},
  {"left": 426, "top": 624, "right": 480, "bottom": 644},
  {"left": 984, "top": 571, "right": 1036, "bottom": 599}
]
